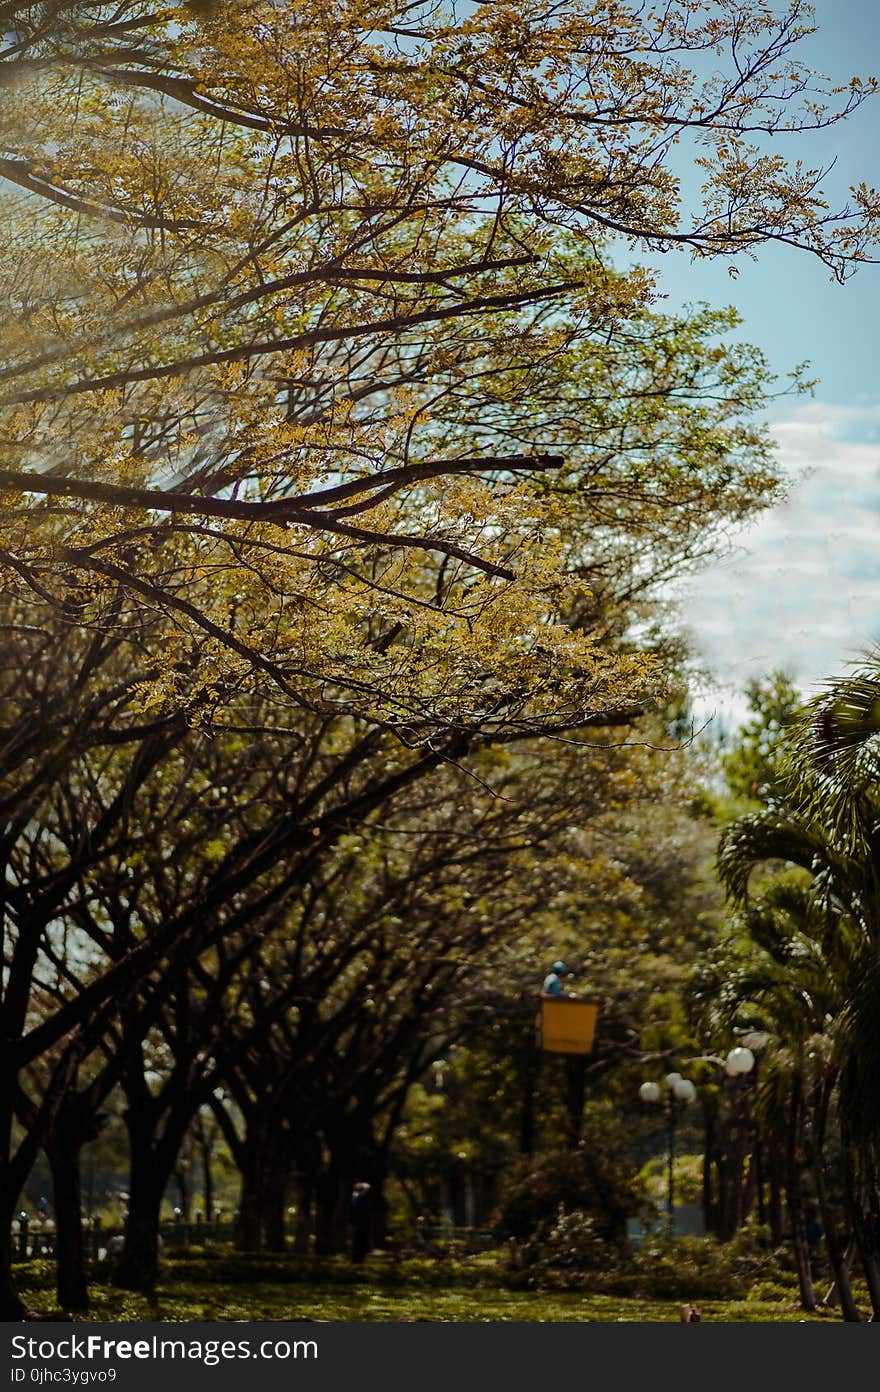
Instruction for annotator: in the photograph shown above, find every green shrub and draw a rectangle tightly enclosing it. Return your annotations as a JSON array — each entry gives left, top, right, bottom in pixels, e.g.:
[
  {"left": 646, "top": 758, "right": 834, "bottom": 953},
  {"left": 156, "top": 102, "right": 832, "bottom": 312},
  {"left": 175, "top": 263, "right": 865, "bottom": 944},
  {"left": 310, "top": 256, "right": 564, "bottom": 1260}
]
[
  {"left": 507, "top": 1210, "right": 613, "bottom": 1287},
  {"left": 745, "top": 1278, "right": 797, "bottom": 1304},
  {"left": 621, "top": 1229, "right": 791, "bottom": 1300},
  {"left": 495, "top": 1114, "right": 646, "bottom": 1243},
  {"left": 505, "top": 1216, "right": 794, "bottom": 1298},
  {"left": 10, "top": 1258, "right": 54, "bottom": 1289}
]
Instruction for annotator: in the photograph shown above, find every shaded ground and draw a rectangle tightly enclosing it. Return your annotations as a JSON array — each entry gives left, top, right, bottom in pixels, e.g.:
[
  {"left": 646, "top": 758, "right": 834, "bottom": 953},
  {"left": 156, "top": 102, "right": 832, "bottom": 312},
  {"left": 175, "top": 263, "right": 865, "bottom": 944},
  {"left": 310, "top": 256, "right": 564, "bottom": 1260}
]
[{"left": 13, "top": 1255, "right": 832, "bottom": 1322}]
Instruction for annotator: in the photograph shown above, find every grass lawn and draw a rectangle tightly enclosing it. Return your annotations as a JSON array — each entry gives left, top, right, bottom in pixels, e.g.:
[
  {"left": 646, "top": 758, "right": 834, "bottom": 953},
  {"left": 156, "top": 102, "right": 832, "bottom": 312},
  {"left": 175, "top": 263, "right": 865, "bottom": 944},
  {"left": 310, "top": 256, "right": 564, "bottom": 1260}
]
[{"left": 14, "top": 1255, "right": 833, "bottom": 1322}]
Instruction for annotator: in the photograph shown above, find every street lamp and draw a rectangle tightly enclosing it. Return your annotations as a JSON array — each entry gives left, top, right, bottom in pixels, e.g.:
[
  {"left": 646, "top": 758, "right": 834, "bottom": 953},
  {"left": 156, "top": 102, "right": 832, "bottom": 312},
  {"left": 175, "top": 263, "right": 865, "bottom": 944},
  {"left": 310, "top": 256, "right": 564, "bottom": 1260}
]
[
  {"left": 639, "top": 1071, "right": 697, "bottom": 1229},
  {"left": 721, "top": 1043, "right": 758, "bottom": 1224},
  {"left": 725, "top": 1046, "right": 755, "bottom": 1078}
]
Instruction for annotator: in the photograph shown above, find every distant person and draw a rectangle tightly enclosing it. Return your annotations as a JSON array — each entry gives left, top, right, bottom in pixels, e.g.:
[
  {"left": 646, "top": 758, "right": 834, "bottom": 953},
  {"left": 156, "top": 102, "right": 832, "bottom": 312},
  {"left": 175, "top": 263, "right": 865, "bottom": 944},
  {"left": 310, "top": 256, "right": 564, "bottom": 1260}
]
[
  {"left": 542, "top": 961, "right": 567, "bottom": 995},
  {"left": 350, "top": 1181, "right": 371, "bottom": 1263},
  {"left": 680, "top": 1303, "right": 702, "bottom": 1322}
]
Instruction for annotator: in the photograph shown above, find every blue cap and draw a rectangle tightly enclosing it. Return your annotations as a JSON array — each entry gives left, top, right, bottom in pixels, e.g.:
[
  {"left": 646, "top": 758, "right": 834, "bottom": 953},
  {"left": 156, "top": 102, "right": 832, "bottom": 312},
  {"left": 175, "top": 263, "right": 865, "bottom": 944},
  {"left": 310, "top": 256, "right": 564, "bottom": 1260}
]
[{"left": 552, "top": 961, "right": 566, "bottom": 974}]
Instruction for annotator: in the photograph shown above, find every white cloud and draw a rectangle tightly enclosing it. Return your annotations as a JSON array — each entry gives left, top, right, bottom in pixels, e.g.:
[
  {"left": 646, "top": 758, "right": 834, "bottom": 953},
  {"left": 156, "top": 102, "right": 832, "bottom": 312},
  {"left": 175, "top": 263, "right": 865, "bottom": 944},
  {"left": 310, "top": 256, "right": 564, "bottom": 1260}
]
[{"left": 680, "top": 400, "right": 880, "bottom": 726}]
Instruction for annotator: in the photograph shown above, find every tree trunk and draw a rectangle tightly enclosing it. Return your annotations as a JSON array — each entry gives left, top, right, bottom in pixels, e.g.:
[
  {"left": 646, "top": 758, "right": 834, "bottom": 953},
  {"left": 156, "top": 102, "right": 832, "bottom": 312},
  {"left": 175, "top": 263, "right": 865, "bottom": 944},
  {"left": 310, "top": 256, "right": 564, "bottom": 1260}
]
[
  {"left": 261, "top": 1155, "right": 290, "bottom": 1252},
  {"left": 293, "top": 1170, "right": 314, "bottom": 1254},
  {"left": 235, "top": 1109, "right": 292, "bottom": 1253},
  {"left": 841, "top": 1131, "right": 880, "bottom": 1320},
  {"left": 813, "top": 1083, "right": 860, "bottom": 1322},
  {"left": 0, "top": 1200, "right": 25, "bottom": 1320},
  {"left": 814, "top": 1157, "right": 860, "bottom": 1320},
  {"left": 865, "top": 1147, "right": 880, "bottom": 1320},
  {"left": 175, "top": 1159, "right": 193, "bottom": 1221},
  {"left": 47, "top": 1137, "right": 89, "bottom": 1311},
  {"left": 786, "top": 1076, "right": 816, "bottom": 1311},
  {"left": 754, "top": 1132, "right": 766, "bottom": 1228},
  {"left": 767, "top": 1146, "right": 785, "bottom": 1246},
  {"left": 262, "top": 1193, "right": 287, "bottom": 1252},
  {"left": 369, "top": 1156, "right": 390, "bottom": 1249},
  {"left": 715, "top": 1092, "right": 749, "bottom": 1242},
  {"left": 564, "top": 1055, "right": 586, "bottom": 1150},
  {"left": 720, "top": 1154, "right": 746, "bottom": 1240},
  {"left": 200, "top": 1139, "right": 213, "bottom": 1219},
  {"left": 112, "top": 1145, "right": 164, "bottom": 1293},
  {"left": 520, "top": 1046, "right": 536, "bottom": 1156},
  {"left": 236, "top": 1167, "right": 263, "bottom": 1253},
  {"left": 314, "top": 1163, "right": 348, "bottom": 1254},
  {"left": 715, "top": 1153, "right": 728, "bottom": 1243},
  {"left": 816, "top": 1194, "right": 860, "bottom": 1320},
  {"left": 0, "top": 1043, "right": 26, "bottom": 1319},
  {"left": 788, "top": 1196, "right": 816, "bottom": 1310},
  {"left": 314, "top": 1110, "right": 385, "bottom": 1256},
  {"left": 701, "top": 1096, "right": 716, "bottom": 1236}
]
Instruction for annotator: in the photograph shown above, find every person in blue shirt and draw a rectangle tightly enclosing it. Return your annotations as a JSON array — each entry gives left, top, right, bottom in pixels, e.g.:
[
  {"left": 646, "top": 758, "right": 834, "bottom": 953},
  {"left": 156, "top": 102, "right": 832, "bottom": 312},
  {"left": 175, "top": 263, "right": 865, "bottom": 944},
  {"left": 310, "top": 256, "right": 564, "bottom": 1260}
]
[{"left": 542, "top": 961, "right": 567, "bottom": 995}]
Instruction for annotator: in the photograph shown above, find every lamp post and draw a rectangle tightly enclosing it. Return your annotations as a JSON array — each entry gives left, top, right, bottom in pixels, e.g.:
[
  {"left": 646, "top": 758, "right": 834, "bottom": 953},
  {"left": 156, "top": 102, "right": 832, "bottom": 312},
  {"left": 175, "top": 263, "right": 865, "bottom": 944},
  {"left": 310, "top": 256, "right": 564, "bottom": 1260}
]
[
  {"left": 721, "top": 1045, "right": 756, "bottom": 1234},
  {"left": 689, "top": 1044, "right": 757, "bottom": 1236},
  {"left": 641, "top": 1048, "right": 757, "bottom": 1236},
  {"left": 639, "top": 1072, "right": 697, "bottom": 1229}
]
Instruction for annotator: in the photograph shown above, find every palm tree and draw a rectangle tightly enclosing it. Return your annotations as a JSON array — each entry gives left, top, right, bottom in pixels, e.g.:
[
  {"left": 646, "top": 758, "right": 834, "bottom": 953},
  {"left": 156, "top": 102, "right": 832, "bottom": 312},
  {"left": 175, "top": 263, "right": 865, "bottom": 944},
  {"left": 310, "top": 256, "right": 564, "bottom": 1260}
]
[
  {"left": 714, "top": 653, "right": 880, "bottom": 1316},
  {"left": 703, "top": 880, "right": 864, "bottom": 1316}
]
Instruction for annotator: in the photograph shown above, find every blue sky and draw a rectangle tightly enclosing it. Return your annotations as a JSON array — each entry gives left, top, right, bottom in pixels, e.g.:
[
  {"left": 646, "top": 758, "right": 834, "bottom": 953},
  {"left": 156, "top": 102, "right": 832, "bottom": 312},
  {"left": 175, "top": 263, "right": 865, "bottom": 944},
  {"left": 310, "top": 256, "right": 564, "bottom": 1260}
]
[{"left": 652, "top": 0, "right": 880, "bottom": 725}]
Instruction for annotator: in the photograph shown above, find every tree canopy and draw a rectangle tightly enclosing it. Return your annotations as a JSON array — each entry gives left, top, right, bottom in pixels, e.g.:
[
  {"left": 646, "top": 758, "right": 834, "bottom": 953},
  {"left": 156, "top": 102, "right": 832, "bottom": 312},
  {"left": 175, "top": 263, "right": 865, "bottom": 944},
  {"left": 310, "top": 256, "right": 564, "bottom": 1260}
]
[{"left": 0, "top": 0, "right": 871, "bottom": 726}]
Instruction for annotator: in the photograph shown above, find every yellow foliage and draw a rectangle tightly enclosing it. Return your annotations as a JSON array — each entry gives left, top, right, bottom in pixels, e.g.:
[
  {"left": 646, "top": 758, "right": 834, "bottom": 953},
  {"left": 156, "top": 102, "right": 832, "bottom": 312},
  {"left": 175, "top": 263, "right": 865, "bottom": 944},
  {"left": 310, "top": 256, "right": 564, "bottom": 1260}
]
[{"left": 0, "top": 0, "right": 868, "bottom": 730}]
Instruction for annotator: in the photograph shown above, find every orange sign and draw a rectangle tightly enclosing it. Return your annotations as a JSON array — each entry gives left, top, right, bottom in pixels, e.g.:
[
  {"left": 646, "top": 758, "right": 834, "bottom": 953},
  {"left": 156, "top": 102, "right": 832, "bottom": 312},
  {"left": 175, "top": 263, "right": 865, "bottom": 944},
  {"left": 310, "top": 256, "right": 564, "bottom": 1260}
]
[{"left": 539, "top": 997, "right": 599, "bottom": 1054}]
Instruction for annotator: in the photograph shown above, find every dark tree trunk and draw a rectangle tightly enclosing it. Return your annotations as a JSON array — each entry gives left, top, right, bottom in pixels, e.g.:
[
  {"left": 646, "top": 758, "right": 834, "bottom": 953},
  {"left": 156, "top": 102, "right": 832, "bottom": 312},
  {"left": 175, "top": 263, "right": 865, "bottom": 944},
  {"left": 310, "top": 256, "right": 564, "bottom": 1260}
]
[
  {"left": 788, "top": 1192, "right": 816, "bottom": 1309},
  {"left": 719, "top": 1155, "right": 746, "bottom": 1241},
  {"left": 261, "top": 1154, "right": 290, "bottom": 1252},
  {"left": 865, "top": 1147, "right": 880, "bottom": 1319},
  {"left": 564, "top": 1055, "right": 586, "bottom": 1150},
  {"left": 767, "top": 1145, "right": 785, "bottom": 1246},
  {"left": 235, "top": 1108, "right": 292, "bottom": 1253},
  {"left": 815, "top": 1185, "right": 860, "bottom": 1321},
  {"left": 113, "top": 1141, "right": 164, "bottom": 1293},
  {"left": 754, "top": 1133, "right": 766, "bottom": 1227},
  {"left": 813, "top": 1084, "right": 860, "bottom": 1322},
  {"left": 841, "top": 1130, "right": 880, "bottom": 1320},
  {"left": 846, "top": 1193, "right": 880, "bottom": 1316},
  {"left": 293, "top": 1170, "right": 314, "bottom": 1254},
  {"left": 113, "top": 1184, "right": 163, "bottom": 1292},
  {"left": 368, "top": 1157, "right": 390, "bottom": 1249},
  {"left": 0, "top": 1042, "right": 27, "bottom": 1319},
  {"left": 261, "top": 1192, "right": 287, "bottom": 1252},
  {"left": 314, "top": 1163, "right": 348, "bottom": 1255},
  {"left": 701, "top": 1096, "right": 716, "bottom": 1236},
  {"left": 520, "top": 1047, "right": 536, "bottom": 1156},
  {"left": 236, "top": 1169, "right": 263, "bottom": 1253},
  {"left": 47, "top": 1137, "right": 89, "bottom": 1311},
  {"left": 315, "top": 1115, "right": 374, "bottom": 1255},
  {"left": 786, "top": 1077, "right": 816, "bottom": 1311},
  {"left": 200, "top": 1140, "right": 213, "bottom": 1220},
  {"left": 175, "top": 1160, "right": 193, "bottom": 1221},
  {"left": 715, "top": 1153, "right": 728, "bottom": 1243},
  {"left": 714, "top": 1091, "right": 750, "bottom": 1242},
  {"left": 0, "top": 1199, "right": 24, "bottom": 1320}
]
